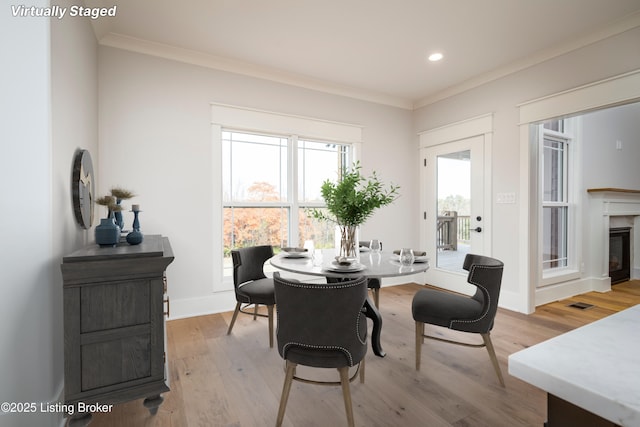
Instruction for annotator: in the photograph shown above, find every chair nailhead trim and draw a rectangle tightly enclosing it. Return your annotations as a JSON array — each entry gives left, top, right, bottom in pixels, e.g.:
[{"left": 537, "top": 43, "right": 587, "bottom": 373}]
[
  {"left": 449, "top": 264, "right": 500, "bottom": 330},
  {"left": 276, "top": 276, "right": 368, "bottom": 356},
  {"left": 283, "top": 342, "right": 355, "bottom": 366}
]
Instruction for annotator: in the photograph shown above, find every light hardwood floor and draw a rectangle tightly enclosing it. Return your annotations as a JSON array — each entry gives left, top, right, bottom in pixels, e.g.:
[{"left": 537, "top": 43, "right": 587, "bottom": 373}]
[{"left": 89, "top": 281, "right": 640, "bottom": 427}]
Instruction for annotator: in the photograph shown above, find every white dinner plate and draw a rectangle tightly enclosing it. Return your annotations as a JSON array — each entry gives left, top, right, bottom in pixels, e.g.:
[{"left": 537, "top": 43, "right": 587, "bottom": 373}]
[
  {"left": 392, "top": 254, "right": 429, "bottom": 263},
  {"left": 282, "top": 252, "right": 310, "bottom": 258},
  {"left": 324, "top": 262, "right": 365, "bottom": 273},
  {"left": 281, "top": 248, "right": 310, "bottom": 258}
]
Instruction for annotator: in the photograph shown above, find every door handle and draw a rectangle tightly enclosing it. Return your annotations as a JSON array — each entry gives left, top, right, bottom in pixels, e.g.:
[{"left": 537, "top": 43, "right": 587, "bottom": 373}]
[{"left": 472, "top": 227, "right": 482, "bottom": 232}]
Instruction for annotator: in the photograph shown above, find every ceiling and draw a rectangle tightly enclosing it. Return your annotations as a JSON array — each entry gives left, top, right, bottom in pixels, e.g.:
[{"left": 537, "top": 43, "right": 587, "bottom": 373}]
[{"left": 86, "top": 0, "right": 640, "bottom": 109}]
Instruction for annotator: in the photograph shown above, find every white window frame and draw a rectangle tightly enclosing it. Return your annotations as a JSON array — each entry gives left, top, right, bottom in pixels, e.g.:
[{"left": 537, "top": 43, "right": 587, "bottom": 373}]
[
  {"left": 211, "top": 103, "right": 362, "bottom": 292},
  {"left": 537, "top": 118, "right": 581, "bottom": 286},
  {"left": 222, "top": 130, "right": 353, "bottom": 255}
]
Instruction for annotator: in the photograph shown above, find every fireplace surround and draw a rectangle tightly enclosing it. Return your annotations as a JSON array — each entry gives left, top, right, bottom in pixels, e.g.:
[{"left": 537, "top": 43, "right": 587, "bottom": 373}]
[{"left": 587, "top": 189, "right": 640, "bottom": 288}]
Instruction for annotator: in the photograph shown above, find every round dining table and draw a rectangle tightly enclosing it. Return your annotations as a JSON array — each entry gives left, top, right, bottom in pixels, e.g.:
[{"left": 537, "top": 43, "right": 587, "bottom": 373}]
[{"left": 270, "top": 249, "right": 430, "bottom": 357}]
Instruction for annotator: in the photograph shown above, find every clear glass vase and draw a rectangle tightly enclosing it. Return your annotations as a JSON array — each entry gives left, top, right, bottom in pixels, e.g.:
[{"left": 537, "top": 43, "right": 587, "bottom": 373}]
[{"left": 336, "top": 224, "right": 359, "bottom": 259}]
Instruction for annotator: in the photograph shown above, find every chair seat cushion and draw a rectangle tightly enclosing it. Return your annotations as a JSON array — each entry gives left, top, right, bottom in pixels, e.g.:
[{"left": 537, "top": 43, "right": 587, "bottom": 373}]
[
  {"left": 237, "top": 278, "right": 275, "bottom": 305},
  {"left": 412, "top": 288, "right": 484, "bottom": 328}
]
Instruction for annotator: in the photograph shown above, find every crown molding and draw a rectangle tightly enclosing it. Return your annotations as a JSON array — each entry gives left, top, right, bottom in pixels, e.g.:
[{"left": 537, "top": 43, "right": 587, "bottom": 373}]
[
  {"left": 413, "top": 11, "right": 640, "bottom": 110},
  {"left": 97, "top": 10, "right": 640, "bottom": 112},
  {"left": 98, "top": 33, "right": 414, "bottom": 110}
]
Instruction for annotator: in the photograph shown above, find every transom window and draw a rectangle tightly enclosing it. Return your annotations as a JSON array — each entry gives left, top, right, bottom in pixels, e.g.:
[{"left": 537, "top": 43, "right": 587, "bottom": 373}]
[{"left": 222, "top": 130, "right": 351, "bottom": 276}]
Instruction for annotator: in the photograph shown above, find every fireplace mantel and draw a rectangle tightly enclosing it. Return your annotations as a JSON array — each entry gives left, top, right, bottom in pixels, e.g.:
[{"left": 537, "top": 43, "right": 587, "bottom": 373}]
[{"left": 587, "top": 188, "right": 640, "bottom": 194}]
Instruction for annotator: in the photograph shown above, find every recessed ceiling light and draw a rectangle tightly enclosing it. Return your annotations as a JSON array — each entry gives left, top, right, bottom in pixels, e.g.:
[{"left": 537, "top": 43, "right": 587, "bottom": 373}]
[{"left": 428, "top": 52, "right": 443, "bottom": 62}]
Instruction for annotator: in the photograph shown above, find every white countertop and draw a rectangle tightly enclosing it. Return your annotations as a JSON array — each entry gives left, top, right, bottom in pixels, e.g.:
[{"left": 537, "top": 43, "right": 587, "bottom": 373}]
[{"left": 508, "top": 304, "right": 640, "bottom": 427}]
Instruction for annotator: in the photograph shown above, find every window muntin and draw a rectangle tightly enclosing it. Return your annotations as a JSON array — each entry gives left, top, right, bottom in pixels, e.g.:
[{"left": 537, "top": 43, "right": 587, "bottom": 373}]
[
  {"left": 298, "top": 140, "right": 349, "bottom": 203},
  {"left": 222, "top": 131, "right": 351, "bottom": 276},
  {"left": 222, "top": 131, "right": 287, "bottom": 203},
  {"left": 539, "top": 119, "right": 574, "bottom": 278}
]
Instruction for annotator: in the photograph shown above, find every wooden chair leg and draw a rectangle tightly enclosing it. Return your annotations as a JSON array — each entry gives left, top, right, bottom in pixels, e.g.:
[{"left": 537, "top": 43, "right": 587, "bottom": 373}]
[
  {"left": 359, "top": 357, "right": 365, "bottom": 384},
  {"left": 267, "top": 304, "right": 274, "bottom": 348},
  {"left": 276, "top": 361, "right": 296, "bottom": 427},
  {"left": 415, "top": 321, "right": 424, "bottom": 370},
  {"left": 481, "top": 332, "right": 505, "bottom": 387},
  {"left": 338, "top": 367, "right": 355, "bottom": 427},
  {"left": 227, "top": 302, "right": 241, "bottom": 335},
  {"left": 253, "top": 303, "right": 259, "bottom": 320}
]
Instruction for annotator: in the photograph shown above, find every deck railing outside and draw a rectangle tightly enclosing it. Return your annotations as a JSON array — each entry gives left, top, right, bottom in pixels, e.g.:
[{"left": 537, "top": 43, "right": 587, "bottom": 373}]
[{"left": 437, "top": 212, "right": 470, "bottom": 251}]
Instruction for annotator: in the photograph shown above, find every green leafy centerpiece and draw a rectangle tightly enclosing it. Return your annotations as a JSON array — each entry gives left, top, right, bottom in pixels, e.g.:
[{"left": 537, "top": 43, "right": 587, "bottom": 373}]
[{"left": 309, "top": 162, "right": 399, "bottom": 258}]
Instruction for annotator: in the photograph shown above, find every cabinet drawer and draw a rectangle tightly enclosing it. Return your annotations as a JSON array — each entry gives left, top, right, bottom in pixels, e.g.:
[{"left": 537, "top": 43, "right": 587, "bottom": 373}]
[
  {"left": 80, "top": 280, "right": 150, "bottom": 332},
  {"left": 81, "top": 333, "right": 151, "bottom": 391}
]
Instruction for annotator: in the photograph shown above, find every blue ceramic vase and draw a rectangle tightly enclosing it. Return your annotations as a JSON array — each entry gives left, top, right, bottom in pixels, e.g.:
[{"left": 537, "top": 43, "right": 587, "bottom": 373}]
[{"left": 95, "top": 217, "right": 121, "bottom": 247}]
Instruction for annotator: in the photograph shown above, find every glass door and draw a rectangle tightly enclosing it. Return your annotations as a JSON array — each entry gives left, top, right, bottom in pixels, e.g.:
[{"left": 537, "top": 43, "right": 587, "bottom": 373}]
[{"left": 421, "top": 135, "right": 486, "bottom": 292}]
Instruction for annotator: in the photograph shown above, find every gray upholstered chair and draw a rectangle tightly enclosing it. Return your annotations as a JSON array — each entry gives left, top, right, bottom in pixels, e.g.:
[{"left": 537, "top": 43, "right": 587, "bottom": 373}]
[
  {"left": 412, "top": 253, "right": 505, "bottom": 386},
  {"left": 227, "top": 245, "right": 276, "bottom": 348},
  {"left": 273, "top": 272, "right": 368, "bottom": 427}
]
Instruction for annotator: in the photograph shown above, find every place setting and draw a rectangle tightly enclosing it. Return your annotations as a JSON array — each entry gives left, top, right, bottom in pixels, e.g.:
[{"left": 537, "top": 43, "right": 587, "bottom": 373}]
[
  {"left": 391, "top": 248, "right": 429, "bottom": 266},
  {"left": 323, "top": 256, "right": 366, "bottom": 273},
  {"left": 280, "top": 247, "right": 311, "bottom": 259}
]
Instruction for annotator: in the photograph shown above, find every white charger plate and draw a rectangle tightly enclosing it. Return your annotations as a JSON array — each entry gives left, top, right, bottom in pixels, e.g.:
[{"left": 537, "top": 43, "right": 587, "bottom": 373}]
[{"left": 324, "top": 262, "right": 365, "bottom": 273}]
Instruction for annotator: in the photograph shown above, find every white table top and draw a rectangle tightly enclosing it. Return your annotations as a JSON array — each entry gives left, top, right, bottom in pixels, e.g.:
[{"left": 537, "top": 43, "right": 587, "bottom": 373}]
[
  {"left": 508, "top": 304, "right": 640, "bottom": 427},
  {"left": 269, "top": 249, "right": 430, "bottom": 279}
]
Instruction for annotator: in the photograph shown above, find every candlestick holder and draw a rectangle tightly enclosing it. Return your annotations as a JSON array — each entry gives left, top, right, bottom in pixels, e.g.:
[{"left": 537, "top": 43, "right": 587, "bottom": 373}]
[{"left": 126, "top": 209, "right": 143, "bottom": 245}]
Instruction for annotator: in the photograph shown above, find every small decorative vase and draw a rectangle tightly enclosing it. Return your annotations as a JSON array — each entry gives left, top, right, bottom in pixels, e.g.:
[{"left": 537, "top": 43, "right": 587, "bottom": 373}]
[
  {"left": 95, "top": 216, "right": 121, "bottom": 247},
  {"left": 126, "top": 210, "right": 143, "bottom": 245},
  {"left": 336, "top": 224, "right": 359, "bottom": 259}
]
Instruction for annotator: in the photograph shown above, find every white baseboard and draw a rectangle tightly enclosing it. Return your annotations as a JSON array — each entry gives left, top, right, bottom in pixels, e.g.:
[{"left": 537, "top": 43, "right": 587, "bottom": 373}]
[
  {"left": 168, "top": 290, "right": 237, "bottom": 320},
  {"left": 535, "top": 276, "right": 611, "bottom": 307}
]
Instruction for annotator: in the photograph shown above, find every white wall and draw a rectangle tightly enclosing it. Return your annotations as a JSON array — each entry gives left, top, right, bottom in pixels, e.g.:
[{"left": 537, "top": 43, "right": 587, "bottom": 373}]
[
  {"left": 98, "top": 47, "right": 416, "bottom": 318},
  {"left": 0, "top": 1, "right": 98, "bottom": 425},
  {"left": 413, "top": 27, "right": 640, "bottom": 312},
  {"left": 581, "top": 102, "right": 640, "bottom": 190}
]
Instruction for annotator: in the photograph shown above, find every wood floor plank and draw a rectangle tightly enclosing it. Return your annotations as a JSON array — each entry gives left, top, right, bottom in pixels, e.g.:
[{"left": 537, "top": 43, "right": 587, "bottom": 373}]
[{"left": 87, "top": 280, "right": 640, "bottom": 427}]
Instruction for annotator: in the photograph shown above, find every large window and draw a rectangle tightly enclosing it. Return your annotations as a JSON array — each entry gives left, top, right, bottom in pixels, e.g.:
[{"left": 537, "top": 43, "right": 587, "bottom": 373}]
[
  {"left": 222, "top": 130, "right": 351, "bottom": 276},
  {"left": 539, "top": 119, "right": 578, "bottom": 282}
]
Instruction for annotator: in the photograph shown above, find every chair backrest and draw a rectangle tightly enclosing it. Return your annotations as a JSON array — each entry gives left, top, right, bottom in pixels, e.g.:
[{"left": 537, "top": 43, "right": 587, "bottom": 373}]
[
  {"left": 273, "top": 273, "right": 368, "bottom": 368},
  {"left": 231, "top": 245, "right": 274, "bottom": 288},
  {"left": 454, "top": 254, "right": 504, "bottom": 333}
]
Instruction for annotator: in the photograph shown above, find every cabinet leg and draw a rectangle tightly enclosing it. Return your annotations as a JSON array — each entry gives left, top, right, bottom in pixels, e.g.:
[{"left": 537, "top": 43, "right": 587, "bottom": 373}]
[
  {"left": 143, "top": 394, "right": 164, "bottom": 415},
  {"left": 67, "top": 412, "right": 92, "bottom": 426}
]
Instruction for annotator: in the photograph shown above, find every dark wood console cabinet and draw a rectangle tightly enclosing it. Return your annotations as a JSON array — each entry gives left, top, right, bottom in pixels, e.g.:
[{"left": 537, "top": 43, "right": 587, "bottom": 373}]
[{"left": 61, "top": 235, "right": 174, "bottom": 425}]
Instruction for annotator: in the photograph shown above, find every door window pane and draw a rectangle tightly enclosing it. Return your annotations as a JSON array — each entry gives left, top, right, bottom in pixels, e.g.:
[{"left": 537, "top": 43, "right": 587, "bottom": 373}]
[{"left": 436, "top": 150, "right": 471, "bottom": 272}]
